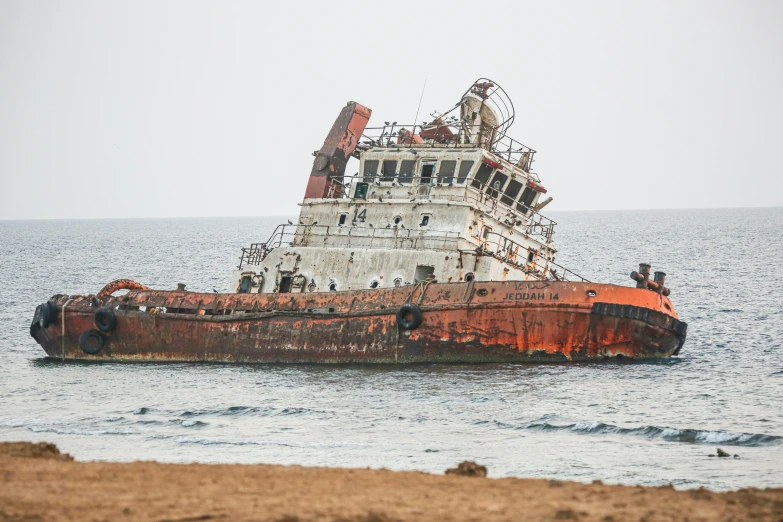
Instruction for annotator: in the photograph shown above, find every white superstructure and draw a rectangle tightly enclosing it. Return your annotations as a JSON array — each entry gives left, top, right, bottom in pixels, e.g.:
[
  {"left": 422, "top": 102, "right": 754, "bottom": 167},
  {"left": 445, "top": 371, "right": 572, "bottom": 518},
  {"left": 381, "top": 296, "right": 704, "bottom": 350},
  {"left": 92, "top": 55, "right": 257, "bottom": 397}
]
[{"left": 231, "top": 79, "right": 582, "bottom": 295}]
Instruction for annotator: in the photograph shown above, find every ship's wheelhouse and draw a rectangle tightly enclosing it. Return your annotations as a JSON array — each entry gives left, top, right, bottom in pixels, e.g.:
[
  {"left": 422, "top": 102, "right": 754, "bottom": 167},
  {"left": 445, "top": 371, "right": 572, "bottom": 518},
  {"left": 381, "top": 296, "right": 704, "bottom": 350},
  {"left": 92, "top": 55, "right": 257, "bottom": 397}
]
[{"left": 350, "top": 148, "right": 546, "bottom": 218}]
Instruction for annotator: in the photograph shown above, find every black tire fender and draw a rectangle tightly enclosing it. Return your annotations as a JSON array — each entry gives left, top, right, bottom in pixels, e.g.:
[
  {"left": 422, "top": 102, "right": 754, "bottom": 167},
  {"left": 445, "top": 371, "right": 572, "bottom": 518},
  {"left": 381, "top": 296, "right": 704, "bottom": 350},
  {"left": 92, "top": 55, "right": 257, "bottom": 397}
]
[
  {"left": 94, "top": 307, "right": 117, "bottom": 333},
  {"left": 396, "top": 303, "right": 423, "bottom": 330},
  {"left": 38, "top": 301, "right": 57, "bottom": 329},
  {"left": 79, "top": 329, "right": 105, "bottom": 355}
]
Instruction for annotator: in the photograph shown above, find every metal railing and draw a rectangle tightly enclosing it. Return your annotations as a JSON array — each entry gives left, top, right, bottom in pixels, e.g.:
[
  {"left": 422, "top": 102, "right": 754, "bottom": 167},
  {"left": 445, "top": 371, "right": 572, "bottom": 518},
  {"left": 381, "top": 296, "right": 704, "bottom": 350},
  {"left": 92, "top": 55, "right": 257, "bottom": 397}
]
[
  {"left": 239, "top": 225, "right": 463, "bottom": 268},
  {"left": 355, "top": 123, "right": 537, "bottom": 171},
  {"left": 327, "top": 174, "right": 556, "bottom": 244},
  {"left": 477, "top": 231, "right": 589, "bottom": 283},
  {"left": 238, "top": 225, "right": 585, "bottom": 283}
]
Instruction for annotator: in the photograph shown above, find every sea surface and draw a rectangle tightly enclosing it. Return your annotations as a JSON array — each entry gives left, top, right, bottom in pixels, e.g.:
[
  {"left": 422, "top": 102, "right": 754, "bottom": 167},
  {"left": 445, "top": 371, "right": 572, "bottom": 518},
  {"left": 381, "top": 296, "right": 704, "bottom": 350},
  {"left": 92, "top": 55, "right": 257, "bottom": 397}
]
[{"left": 1, "top": 208, "right": 781, "bottom": 490}]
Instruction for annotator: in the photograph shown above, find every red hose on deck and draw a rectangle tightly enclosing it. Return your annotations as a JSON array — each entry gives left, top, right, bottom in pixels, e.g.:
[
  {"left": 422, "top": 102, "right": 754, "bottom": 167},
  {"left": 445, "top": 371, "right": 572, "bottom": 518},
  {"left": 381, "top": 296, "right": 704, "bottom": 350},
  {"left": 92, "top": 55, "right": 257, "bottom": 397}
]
[{"left": 97, "top": 279, "right": 150, "bottom": 298}]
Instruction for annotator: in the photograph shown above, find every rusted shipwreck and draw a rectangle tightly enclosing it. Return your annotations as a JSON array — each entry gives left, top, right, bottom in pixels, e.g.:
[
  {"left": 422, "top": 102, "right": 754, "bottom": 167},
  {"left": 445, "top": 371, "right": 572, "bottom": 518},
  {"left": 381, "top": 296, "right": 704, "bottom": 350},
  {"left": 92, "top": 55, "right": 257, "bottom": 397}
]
[{"left": 31, "top": 78, "right": 687, "bottom": 363}]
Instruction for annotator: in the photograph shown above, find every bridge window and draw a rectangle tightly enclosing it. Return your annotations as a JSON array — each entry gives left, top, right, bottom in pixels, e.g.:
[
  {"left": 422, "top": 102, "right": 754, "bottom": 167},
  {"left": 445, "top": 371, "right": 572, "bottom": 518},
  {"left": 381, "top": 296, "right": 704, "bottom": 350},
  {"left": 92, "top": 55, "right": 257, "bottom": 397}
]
[
  {"left": 381, "top": 160, "right": 397, "bottom": 182},
  {"left": 457, "top": 160, "right": 474, "bottom": 184},
  {"left": 517, "top": 186, "right": 537, "bottom": 213},
  {"left": 486, "top": 172, "right": 509, "bottom": 199},
  {"left": 398, "top": 160, "right": 416, "bottom": 184},
  {"left": 471, "top": 163, "right": 493, "bottom": 190},
  {"left": 419, "top": 161, "right": 436, "bottom": 185},
  {"left": 338, "top": 214, "right": 347, "bottom": 225},
  {"left": 437, "top": 160, "right": 457, "bottom": 185},
  {"left": 363, "top": 160, "right": 379, "bottom": 182},
  {"left": 501, "top": 179, "right": 523, "bottom": 207}
]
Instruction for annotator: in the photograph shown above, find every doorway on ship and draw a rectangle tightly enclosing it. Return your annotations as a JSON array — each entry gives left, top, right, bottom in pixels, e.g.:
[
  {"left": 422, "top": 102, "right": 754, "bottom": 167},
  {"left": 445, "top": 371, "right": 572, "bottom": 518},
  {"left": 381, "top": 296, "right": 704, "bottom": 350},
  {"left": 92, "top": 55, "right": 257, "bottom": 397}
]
[{"left": 278, "top": 276, "right": 293, "bottom": 293}]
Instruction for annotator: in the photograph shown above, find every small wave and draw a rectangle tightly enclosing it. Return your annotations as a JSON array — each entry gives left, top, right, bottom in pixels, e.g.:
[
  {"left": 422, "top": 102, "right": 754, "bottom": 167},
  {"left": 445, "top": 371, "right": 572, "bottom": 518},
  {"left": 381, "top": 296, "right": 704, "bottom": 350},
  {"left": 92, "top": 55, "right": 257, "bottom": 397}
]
[
  {"left": 180, "top": 420, "right": 207, "bottom": 428},
  {"left": 176, "top": 406, "right": 330, "bottom": 418},
  {"left": 29, "top": 426, "right": 135, "bottom": 436},
  {"left": 179, "top": 406, "right": 261, "bottom": 417},
  {"left": 525, "top": 422, "right": 782, "bottom": 447},
  {"left": 174, "top": 437, "right": 369, "bottom": 449}
]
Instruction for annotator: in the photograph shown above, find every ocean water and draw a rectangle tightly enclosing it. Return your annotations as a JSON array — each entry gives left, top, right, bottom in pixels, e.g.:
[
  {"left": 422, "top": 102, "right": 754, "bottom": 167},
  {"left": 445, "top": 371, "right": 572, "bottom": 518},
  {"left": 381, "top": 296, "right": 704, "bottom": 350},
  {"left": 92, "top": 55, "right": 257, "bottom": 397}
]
[{"left": 1, "top": 208, "right": 781, "bottom": 490}]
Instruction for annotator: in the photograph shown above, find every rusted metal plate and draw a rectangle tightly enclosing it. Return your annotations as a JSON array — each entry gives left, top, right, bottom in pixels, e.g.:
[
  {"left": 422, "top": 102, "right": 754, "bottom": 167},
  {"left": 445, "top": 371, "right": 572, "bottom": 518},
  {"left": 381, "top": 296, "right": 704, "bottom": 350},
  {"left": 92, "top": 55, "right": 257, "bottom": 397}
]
[{"left": 31, "top": 281, "right": 686, "bottom": 364}]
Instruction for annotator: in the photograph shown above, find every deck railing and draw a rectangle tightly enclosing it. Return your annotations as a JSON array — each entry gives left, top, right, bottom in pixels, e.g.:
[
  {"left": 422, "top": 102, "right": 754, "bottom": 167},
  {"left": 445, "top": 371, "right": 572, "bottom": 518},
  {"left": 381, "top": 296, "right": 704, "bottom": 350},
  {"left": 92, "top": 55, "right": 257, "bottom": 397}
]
[
  {"left": 238, "top": 225, "right": 586, "bottom": 283},
  {"left": 477, "top": 231, "right": 589, "bottom": 282},
  {"left": 327, "top": 174, "right": 555, "bottom": 244},
  {"left": 355, "top": 123, "right": 537, "bottom": 171},
  {"left": 239, "top": 225, "right": 463, "bottom": 268}
]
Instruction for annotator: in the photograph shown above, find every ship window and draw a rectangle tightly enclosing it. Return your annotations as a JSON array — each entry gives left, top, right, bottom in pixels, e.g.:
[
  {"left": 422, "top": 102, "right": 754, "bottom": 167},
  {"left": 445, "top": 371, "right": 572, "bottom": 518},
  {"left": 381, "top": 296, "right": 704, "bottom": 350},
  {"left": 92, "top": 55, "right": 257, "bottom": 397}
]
[
  {"left": 527, "top": 249, "right": 535, "bottom": 263},
  {"left": 398, "top": 160, "right": 416, "bottom": 184},
  {"left": 419, "top": 215, "right": 430, "bottom": 226},
  {"left": 354, "top": 182, "right": 369, "bottom": 200},
  {"left": 420, "top": 161, "right": 436, "bottom": 185},
  {"left": 517, "top": 186, "right": 537, "bottom": 213},
  {"left": 279, "top": 276, "right": 293, "bottom": 293},
  {"left": 414, "top": 265, "right": 435, "bottom": 283},
  {"left": 370, "top": 280, "right": 379, "bottom": 289},
  {"left": 501, "top": 179, "right": 523, "bottom": 207},
  {"left": 381, "top": 160, "right": 397, "bottom": 182},
  {"left": 363, "top": 160, "right": 379, "bottom": 182},
  {"left": 329, "top": 282, "right": 337, "bottom": 291},
  {"left": 471, "top": 163, "right": 493, "bottom": 190},
  {"left": 437, "top": 160, "right": 457, "bottom": 185},
  {"left": 457, "top": 160, "right": 474, "bottom": 184},
  {"left": 486, "top": 172, "right": 508, "bottom": 199},
  {"left": 393, "top": 216, "right": 402, "bottom": 225},
  {"left": 338, "top": 214, "right": 347, "bottom": 225},
  {"left": 464, "top": 272, "right": 475, "bottom": 282}
]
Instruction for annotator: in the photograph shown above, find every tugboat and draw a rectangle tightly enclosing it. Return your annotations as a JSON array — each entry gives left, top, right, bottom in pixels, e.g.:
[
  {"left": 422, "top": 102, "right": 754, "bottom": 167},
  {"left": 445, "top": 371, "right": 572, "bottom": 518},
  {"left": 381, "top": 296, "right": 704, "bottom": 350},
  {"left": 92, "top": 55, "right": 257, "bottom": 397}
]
[{"left": 30, "top": 78, "right": 687, "bottom": 363}]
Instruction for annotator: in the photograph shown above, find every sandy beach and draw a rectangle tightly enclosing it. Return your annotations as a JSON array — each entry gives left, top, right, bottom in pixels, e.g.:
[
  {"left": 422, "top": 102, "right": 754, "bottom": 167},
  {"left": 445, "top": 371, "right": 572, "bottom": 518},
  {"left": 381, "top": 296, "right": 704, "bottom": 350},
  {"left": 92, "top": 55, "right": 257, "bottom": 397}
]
[{"left": 1, "top": 442, "right": 781, "bottom": 521}]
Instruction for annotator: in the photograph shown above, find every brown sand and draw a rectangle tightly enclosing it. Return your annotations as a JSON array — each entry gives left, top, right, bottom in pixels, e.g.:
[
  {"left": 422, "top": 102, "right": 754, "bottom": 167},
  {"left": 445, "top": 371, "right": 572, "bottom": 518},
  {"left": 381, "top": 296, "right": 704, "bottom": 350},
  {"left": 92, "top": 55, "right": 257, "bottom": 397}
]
[{"left": 1, "top": 442, "right": 781, "bottom": 521}]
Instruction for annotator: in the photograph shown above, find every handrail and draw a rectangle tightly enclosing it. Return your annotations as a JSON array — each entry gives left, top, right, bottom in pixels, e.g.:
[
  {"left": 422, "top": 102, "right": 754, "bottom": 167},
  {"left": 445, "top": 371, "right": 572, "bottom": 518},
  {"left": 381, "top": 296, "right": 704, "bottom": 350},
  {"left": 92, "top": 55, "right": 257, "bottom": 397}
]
[
  {"left": 478, "top": 231, "right": 589, "bottom": 283},
  {"left": 238, "top": 225, "right": 586, "bottom": 283},
  {"left": 355, "top": 123, "right": 537, "bottom": 170},
  {"left": 238, "top": 225, "right": 465, "bottom": 268},
  {"left": 327, "top": 174, "right": 556, "bottom": 243}
]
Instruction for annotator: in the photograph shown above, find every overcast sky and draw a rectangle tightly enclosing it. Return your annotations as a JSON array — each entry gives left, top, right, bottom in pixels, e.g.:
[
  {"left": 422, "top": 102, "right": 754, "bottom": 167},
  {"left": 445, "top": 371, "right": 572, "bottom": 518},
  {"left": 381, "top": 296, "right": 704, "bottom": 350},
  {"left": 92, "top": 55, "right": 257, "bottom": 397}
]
[{"left": 1, "top": 1, "right": 781, "bottom": 220}]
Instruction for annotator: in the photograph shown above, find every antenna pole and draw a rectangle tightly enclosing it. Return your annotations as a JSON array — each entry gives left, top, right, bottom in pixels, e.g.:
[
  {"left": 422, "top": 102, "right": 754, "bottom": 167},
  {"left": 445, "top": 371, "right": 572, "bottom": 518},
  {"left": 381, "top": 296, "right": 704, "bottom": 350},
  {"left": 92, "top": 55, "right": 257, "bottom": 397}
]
[{"left": 412, "top": 79, "right": 427, "bottom": 135}]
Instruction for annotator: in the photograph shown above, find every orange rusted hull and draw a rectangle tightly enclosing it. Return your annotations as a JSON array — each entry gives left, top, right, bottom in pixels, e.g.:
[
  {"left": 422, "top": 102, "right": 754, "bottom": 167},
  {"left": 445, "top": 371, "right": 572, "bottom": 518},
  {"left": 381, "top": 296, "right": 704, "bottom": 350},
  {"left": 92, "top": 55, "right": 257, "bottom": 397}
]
[{"left": 30, "top": 281, "right": 686, "bottom": 363}]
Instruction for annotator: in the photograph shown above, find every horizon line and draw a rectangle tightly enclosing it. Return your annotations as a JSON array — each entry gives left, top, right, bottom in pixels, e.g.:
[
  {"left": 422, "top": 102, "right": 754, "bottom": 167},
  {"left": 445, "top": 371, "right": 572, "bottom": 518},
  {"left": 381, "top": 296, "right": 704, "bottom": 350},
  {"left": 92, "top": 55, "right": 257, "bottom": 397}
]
[{"left": 0, "top": 205, "right": 781, "bottom": 222}]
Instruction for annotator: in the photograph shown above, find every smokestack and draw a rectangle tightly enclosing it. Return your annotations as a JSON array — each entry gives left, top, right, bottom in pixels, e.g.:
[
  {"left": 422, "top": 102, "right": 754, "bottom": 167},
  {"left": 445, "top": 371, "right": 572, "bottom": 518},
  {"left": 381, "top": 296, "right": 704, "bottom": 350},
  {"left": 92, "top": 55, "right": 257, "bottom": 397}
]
[{"left": 304, "top": 102, "right": 372, "bottom": 200}]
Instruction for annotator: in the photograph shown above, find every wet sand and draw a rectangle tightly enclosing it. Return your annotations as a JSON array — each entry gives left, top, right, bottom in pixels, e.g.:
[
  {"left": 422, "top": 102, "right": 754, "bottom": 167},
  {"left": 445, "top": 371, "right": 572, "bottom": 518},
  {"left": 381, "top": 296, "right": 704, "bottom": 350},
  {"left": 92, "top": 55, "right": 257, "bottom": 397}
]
[{"left": 1, "top": 442, "right": 781, "bottom": 521}]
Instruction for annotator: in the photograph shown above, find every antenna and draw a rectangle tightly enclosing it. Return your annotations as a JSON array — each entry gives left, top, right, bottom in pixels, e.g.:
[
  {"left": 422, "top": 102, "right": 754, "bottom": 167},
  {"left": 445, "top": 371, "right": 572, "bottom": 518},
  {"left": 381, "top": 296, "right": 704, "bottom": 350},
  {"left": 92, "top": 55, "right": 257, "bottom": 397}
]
[{"left": 412, "top": 79, "right": 427, "bottom": 132}]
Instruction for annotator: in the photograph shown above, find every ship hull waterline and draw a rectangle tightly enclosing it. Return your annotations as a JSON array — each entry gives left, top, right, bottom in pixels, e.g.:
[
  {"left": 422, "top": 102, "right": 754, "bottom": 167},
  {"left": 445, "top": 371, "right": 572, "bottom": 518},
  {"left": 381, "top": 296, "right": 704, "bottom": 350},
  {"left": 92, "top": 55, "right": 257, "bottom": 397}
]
[{"left": 30, "top": 281, "right": 687, "bottom": 364}]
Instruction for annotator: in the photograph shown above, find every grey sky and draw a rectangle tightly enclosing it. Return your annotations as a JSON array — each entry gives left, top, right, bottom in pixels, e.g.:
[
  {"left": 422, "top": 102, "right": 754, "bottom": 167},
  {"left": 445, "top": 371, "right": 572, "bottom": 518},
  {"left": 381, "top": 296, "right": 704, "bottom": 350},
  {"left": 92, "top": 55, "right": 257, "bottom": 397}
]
[{"left": 1, "top": 0, "right": 781, "bottom": 220}]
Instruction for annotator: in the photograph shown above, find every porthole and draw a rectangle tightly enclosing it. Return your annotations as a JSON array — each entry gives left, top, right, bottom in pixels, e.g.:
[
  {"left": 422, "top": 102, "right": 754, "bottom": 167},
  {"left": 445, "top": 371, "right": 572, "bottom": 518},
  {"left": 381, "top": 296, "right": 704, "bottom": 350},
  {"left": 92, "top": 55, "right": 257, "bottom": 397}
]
[
  {"left": 464, "top": 273, "right": 475, "bottom": 282},
  {"left": 370, "top": 280, "right": 379, "bottom": 289},
  {"left": 477, "top": 288, "right": 488, "bottom": 297},
  {"left": 393, "top": 216, "right": 402, "bottom": 225},
  {"left": 329, "top": 282, "right": 337, "bottom": 291},
  {"left": 586, "top": 290, "right": 597, "bottom": 297},
  {"left": 393, "top": 277, "right": 403, "bottom": 288}
]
